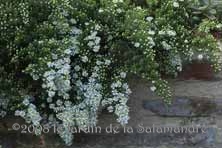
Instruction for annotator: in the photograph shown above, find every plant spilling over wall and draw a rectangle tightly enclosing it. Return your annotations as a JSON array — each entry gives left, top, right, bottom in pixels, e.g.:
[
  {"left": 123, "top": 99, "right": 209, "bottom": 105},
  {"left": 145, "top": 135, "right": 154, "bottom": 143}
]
[{"left": 0, "top": 0, "right": 221, "bottom": 145}]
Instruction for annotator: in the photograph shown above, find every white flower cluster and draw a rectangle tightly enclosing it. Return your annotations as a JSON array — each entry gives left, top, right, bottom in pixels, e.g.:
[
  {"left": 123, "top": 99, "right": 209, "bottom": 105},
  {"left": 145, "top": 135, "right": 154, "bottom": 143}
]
[
  {"left": 47, "top": 19, "right": 131, "bottom": 143},
  {"left": 171, "top": 54, "right": 183, "bottom": 72},
  {"left": 161, "top": 41, "right": 172, "bottom": 50},
  {"left": 0, "top": 96, "right": 8, "bottom": 117},
  {"left": 43, "top": 55, "right": 71, "bottom": 101},
  {"left": 26, "top": 104, "right": 42, "bottom": 126},
  {"left": 38, "top": 25, "right": 85, "bottom": 144},
  {"left": 56, "top": 108, "right": 75, "bottom": 146},
  {"left": 40, "top": 27, "right": 81, "bottom": 110},
  {"left": 15, "top": 96, "right": 42, "bottom": 135},
  {"left": 85, "top": 28, "right": 101, "bottom": 53},
  {"left": 39, "top": 22, "right": 129, "bottom": 145},
  {"left": 173, "top": 1, "right": 179, "bottom": 8},
  {"left": 158, "top": 30, "right": 177, "bottom": 36},
  {"left": 18, "top": 1, "right": 29, "bottom": 24},
  {"left": 173, "top": 0, "right": 185, "bottom": 8},
  {"left": 102, "top": 73, "right": 131, "bottom": 125},
  {"left": 54, "top": 60, "right": 108, "bottom": 145},
  {"left": 150, "top": 86, "right": 157, "bottom": 92},
  {"left": 57, "top": 123, "right": 74, "bottom": 146},
  {"left": 0, "top": 110, "right": 6, "bottom": 118},
  {"left": 113, "top": 0, "right": 123, "bottom": 3}
]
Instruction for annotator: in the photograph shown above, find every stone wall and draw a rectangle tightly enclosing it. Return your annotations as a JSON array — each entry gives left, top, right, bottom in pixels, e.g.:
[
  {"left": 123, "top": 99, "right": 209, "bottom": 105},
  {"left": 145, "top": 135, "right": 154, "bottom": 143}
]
[{"left": 1, "top": 75, "right": 222, "bottom": 148}]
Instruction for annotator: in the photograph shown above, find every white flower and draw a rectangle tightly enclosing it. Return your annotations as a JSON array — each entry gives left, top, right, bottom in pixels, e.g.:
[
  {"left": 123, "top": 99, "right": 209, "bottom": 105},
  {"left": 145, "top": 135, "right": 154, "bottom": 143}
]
[
  {"left": 41, "top": 103, "right": 46, "bottom": 108},
  {"left": 47, "top": 62, "right": 53, "bottom": 67},
  {"left": 22, "top": 98, "right": 30, "bottom": 106},
  {"left": 64, "top": 49, "right": 72, "bottom": 55},
  {"left": 15, "top": 110, "right": 20, "bottom": 116},
  {"left": 146, "top": 16, "right": 153, "bottom": 22},
  {"left": 87, "top": 41, "right": 94, "bottom": 47},
  {"left": 134, "top": 42, "right": 140, "bottom": 48},
  {"left": 52, "top": 53, "right": 58, "bottom": 60},
  {"left": 136, "top": 6, "right": 142, "bottom": 10},
  {"left": 49, "top": 104, "right": 55, "bottom": 109},
  {"left": 74, "top": 65, "right": 81, "bottom": 71},
  {"left": 46, "top": 75, "right": 54, "bottom": 81},
  {"left": 108, "top": 35, "right": 113, "bottom": 41},
  {"left": 167, "top": 30, "right": 176, "bottom": 36},
  {"left": 116, "top": 81, "right": 122, "bottom": 87},
  {"left": 162, "top": 41, "right": 172, "bottom": 50},
  {"left": 71, "top": 27, "right": 82, "bottom": 35},
  {"left": 96, "top": 60, "right": 102, "bottom": 65},
  {"left": 92, "top": 72, "right": 98, "bottom": 78},
  {"left": 70, "top": 18, "right": 76, "bottom": 24},
  {"left": 105, "top": 59, "right": 111, "bottom": 65},
  {"left": 216, "top": 24, "right": 222, "bottom": 28},
  {"left": 93, "top": 45, "right": 100, "bottom": 52},
  {"left": 48, "top": 114, "right": 54, "bottom": 121},
  {"left": 15, "top": 110, "right": 26, "bottom": 117},
  {"left": 32, "top": 74, "right": 39, "bottom": 80},
  {"left": 56, "top": 99, "right": 63, "bottom": 106},
  {"left": 76, "top": 96, "right": 81, "bottom": 100},
  {"left": 120, "top": 72, "right": 126, "bottom": 78},
  {"left": 81, "top": 56, "right": 88, "bottom": 63},
  {"left": 52, "top": 21, "right": 57, "bottom": 25},
  {"left": 95, "top": 37, "right": 101, "bottom": 44},
  {"left": 82, "top": 71, "right": 88, "bottom": 77},
  {"left": 158, "top": 30, "right": 165, "bottom": 35},
  {"left": 173, "top": 2, "right": 179, "bottom": 7},
  {"left": 26, "top": 103, "right": 42, "bottom": 126},
  {"left": 177, "top": 65, "right": 182, "bottom": 72},
  {"left": 48, "top": 91, "right": 56, "bottom": 98},
  {"left": 116, "top": 8, "right": 122, "bottom": 13},
  {"left": 198, "top": 54, "right": 203, "bottom": 60},
  {"left": 0, "top": 111, "right": 6, "bottom": 117},
  {"left": 113, "top": 0, "right": 123, "bottom": 3},
  {"left": 20, "top": 111, "right": 26, "bottom": 117},
  {"left": 38, "top": 40, "right": 44, "bottom": 44},
  {"left": 95, "top": 24, "right": 101, "bottom": 30},
  {"left": 47, "top": 97, "right": 53, "bottom": 103},
  {"left": 150, "top": 86, "right": 157, "bottom": 92},
  {"left": 72, "top": 73, "right": 78, "bottom": 79},
  {"left": 107, "top": 106, "right": 114, "bottom": 113},
  {"left": 148, "top": 30, "right": 155, "bottom": 35},
  {"left": 98, "top": 9, "right": 104, "bottom": 13},
  {"left": 64, "top": 101, "right": 72, "bottom": 107}
]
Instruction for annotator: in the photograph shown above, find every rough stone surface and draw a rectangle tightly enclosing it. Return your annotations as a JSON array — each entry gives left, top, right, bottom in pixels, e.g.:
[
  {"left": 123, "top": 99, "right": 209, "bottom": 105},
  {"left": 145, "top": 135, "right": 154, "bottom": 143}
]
[
  {"left": 171, "top": 79, "right": 222, "bottom": 99},
  {"left": 143, "top": 97, "right": 192, "bottom": 117},
  {"left": 1, "top": 75, "right": 222, "bottom": 148},
  {"left": 143, "top": 97, "right": 220, "bottom": 117}
]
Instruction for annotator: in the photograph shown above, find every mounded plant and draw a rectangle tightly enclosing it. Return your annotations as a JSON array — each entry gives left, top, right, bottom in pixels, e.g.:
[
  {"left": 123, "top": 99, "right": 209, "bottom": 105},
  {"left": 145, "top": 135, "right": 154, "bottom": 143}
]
[{"left": 0, "top": 0, "right": 221, "bottom": 145}]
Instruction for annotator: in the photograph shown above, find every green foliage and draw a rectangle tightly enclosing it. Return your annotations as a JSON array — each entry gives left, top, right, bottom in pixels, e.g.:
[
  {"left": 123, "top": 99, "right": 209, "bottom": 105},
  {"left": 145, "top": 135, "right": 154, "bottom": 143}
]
[{"left": 192, "top": 0, "right": 222, "bottom": 20}]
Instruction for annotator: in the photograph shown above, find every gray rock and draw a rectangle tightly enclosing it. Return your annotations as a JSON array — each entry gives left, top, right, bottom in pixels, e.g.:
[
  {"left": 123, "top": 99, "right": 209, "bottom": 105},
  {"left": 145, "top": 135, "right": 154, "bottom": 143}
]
[{"left": 143, "top": 97, "right": 217, "bottom": 117}]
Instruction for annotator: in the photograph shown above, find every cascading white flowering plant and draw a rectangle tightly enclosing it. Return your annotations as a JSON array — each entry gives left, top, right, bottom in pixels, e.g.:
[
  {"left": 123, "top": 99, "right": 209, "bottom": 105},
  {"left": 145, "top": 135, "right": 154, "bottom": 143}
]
[{"left": 0, "top": 0, "right": 221, "bottom": 145}]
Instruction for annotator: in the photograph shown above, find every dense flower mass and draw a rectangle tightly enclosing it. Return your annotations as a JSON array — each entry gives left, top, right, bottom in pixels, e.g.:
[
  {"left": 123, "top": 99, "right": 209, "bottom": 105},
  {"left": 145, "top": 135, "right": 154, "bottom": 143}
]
[{"left": 0, "top": 0, "right": 221, "bottom": 145}]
